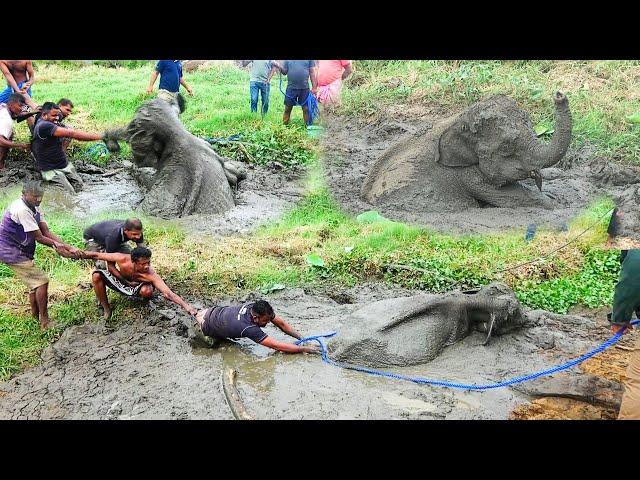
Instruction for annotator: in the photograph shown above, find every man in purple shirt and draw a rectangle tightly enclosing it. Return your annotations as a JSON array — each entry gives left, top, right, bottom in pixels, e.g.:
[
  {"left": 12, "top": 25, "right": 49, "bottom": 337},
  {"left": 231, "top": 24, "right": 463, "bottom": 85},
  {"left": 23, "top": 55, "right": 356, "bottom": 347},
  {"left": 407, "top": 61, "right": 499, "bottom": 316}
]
[{"left": 0, "top": 180, "right": 80, "bottom": 329}]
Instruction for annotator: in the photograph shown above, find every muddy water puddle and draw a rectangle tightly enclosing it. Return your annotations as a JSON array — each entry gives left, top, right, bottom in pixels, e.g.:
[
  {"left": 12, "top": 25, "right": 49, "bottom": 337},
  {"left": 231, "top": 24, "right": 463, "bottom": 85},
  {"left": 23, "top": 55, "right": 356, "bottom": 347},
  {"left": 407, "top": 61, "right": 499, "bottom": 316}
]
[{"left": 42, "top": 172, "right": 143, "bottom": 218}]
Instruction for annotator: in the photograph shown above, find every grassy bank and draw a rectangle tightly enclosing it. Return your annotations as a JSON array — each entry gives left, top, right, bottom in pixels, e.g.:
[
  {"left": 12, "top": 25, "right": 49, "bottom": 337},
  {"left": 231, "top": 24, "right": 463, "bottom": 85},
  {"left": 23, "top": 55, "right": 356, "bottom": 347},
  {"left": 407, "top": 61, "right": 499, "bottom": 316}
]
[{"left": 0, "top": 61, "right": 630, "bottom": 380}]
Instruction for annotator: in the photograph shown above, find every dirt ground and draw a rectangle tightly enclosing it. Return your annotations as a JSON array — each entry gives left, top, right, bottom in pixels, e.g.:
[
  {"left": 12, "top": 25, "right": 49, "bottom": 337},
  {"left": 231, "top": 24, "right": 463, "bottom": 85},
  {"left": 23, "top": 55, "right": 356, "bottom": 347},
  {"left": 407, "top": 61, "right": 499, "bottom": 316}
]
[
  {"left": 321, "top": 106, "right": 640, "bottom": 235},
  {"left": 0, "top": 284, "right": 630, "bottom": 420}
]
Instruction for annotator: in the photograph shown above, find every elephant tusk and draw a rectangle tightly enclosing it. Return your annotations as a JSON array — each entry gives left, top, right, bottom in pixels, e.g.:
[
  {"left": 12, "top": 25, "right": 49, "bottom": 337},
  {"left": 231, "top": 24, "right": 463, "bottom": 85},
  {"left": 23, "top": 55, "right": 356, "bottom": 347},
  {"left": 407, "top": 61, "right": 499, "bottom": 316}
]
[
  {"left": 530, "top": 170, "right": 543, "bottom": 191},
  {"left": 482, "top": 313, "right": 496, "bottom": 346}
]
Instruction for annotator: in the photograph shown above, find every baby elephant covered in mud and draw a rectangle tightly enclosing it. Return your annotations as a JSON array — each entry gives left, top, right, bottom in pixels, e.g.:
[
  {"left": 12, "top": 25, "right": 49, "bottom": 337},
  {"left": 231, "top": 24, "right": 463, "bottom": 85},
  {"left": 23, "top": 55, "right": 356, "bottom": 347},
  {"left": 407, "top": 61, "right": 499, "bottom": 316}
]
[
  {"left": 362, "top": 92, "right": 572, "bottom": 211},
  {"left": 327, "top": 283, "right": 528, "bottom": 367},
  {"left": 103, "top": 96, "right": 246, "bottom": 218}
]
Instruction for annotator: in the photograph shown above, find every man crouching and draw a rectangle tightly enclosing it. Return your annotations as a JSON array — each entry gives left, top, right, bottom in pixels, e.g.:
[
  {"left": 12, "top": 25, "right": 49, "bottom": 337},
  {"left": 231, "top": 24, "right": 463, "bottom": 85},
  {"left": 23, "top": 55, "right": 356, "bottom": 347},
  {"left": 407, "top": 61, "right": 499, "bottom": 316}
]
[{"left": 80, "top": 245, "right": 197, "bottom": 319}]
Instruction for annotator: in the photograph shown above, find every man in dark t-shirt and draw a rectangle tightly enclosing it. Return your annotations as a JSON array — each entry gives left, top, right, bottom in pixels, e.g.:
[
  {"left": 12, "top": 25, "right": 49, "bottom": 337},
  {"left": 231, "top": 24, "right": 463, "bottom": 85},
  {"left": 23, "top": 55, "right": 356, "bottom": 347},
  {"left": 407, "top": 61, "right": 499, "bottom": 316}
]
[
  {"left": 195, "top": 300, "right": 320, "bottom": 354},
  {"left": 273, "top": 60, "right": 318, "bottom": 126},
  {"left": 31, "top": 102, "right": 103, "bottom": 193},
  {"left": 83, "top": 218, "right": 146, "bottom": 288}
]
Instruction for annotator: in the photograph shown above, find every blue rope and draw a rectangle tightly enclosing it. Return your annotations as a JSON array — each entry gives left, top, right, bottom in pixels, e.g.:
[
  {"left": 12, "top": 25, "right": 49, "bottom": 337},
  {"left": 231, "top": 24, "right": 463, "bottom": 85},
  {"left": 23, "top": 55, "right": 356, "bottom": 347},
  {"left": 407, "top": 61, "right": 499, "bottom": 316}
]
[
  {"left": 279, "top": 74, "right": 320, "bottom": 126},
  {"left": 295, "top": 320, "right": 639, "bottom": 391}
]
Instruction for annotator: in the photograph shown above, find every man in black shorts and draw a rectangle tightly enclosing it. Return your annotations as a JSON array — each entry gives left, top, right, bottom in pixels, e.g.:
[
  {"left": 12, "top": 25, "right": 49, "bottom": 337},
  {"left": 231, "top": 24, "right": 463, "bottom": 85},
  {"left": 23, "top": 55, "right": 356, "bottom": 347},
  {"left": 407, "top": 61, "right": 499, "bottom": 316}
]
[
  {"left": 195, "top": 300, "right": 320, "bottom": 354},
  {"left": 274, "top": 60, "right": 318, "bottom": 126}
]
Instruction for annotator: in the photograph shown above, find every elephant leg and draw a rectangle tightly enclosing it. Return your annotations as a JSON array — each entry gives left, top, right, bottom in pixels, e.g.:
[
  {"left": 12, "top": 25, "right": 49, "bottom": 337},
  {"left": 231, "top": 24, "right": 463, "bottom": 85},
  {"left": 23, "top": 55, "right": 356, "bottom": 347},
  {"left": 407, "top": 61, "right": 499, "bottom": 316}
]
[{"left": 467, "top": 179, "right": 555, "bottom": 209}]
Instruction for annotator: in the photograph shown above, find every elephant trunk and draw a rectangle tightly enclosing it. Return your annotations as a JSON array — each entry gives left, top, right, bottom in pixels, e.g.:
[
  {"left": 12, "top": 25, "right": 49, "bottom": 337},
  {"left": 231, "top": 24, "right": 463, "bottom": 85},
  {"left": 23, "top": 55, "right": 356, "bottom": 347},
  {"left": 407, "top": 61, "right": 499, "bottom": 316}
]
[{"left": 530, "top": 91, "right": 572, "bottom": 169}]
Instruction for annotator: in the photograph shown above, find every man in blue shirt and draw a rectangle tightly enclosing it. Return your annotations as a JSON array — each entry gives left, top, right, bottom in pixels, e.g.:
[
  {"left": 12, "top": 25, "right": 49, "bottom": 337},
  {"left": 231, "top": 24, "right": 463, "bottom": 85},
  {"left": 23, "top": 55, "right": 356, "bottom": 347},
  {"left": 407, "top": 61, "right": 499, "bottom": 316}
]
[{"left": 146, "top": 60, "right": 193, "bottom": 104}]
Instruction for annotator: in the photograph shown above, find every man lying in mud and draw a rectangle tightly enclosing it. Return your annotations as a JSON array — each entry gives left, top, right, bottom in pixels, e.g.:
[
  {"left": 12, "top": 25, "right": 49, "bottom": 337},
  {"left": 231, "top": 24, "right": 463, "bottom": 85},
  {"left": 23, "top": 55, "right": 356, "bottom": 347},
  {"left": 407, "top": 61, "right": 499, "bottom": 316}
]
[
  {"left": 194, "top": 300, "right": 320, "bottom": 354},
  {"left": 80, "top": 246, "right": 198, "bottom": 320}
]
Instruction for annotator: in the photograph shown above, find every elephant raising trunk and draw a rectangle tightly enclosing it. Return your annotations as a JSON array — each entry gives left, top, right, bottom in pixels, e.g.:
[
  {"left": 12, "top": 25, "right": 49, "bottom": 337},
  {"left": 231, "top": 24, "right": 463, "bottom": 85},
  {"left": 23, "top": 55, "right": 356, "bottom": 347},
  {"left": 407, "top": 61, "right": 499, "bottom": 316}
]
[
  {"left": 361, "top": 93, "right": 572, "bottom": 211},
  {"left": 103, "top": 96, "right": 247, "bottom": 219}
]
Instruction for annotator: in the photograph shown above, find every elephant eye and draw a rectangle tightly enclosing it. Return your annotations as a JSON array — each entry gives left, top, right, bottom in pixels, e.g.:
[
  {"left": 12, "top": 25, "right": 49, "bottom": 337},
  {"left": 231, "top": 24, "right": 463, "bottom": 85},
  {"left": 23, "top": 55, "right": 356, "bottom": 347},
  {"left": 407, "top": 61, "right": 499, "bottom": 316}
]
[{"left": 461, "top": 123, "right": 468, "bottom": 131}]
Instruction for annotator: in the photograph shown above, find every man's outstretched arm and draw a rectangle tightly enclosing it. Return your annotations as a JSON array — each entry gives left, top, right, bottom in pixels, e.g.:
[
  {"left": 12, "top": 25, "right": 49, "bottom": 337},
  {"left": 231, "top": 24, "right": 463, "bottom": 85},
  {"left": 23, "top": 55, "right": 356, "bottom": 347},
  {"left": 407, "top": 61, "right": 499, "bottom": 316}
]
[
  {"left": 81, "top": 250, "right": 128, "bottom": 263},
  {"left": 271, "top": 315, "right": 302, "bottom": 340},
  {"left": 52, "top": 126, "right": 102, "bottom": 142},
  {"left": 259, "top": 336, "right": 319, "bottom": 354},
  {"left": 148, "top": 272, "right": 197, "bottom": 316}
]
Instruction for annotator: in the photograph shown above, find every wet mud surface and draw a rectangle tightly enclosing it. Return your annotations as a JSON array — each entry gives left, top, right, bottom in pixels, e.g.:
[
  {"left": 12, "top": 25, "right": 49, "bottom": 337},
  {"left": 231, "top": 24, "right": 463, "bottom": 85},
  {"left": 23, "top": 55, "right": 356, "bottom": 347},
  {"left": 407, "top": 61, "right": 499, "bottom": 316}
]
[
  {"left": 0, "top": 284, "right": 627, "bottom": 420},
  {"left": 0, "top": 153, "right": 303, "bottom": 236},
  {"left": 322, "top": 108, "right": 640, "bottom": 235}
]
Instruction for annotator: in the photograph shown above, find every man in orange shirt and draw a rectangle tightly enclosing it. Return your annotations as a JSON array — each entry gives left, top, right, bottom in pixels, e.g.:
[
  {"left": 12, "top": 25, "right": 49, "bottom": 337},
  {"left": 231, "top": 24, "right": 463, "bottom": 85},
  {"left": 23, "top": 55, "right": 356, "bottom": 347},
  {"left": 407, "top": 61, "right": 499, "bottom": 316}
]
[{"left": 316, "top": 60, "right": 353, "bottom": 106}]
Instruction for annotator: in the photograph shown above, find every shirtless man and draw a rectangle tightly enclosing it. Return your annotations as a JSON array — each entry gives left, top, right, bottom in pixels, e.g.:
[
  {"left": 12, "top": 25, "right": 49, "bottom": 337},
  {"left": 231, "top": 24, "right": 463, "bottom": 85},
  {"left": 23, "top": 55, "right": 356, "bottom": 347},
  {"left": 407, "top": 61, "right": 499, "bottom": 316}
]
[
  {"left": 81, "top": 245, "right": 197, "bottom": 319},
  {"left": 0, "top": 60, "right": 38, "bottom": 110}
]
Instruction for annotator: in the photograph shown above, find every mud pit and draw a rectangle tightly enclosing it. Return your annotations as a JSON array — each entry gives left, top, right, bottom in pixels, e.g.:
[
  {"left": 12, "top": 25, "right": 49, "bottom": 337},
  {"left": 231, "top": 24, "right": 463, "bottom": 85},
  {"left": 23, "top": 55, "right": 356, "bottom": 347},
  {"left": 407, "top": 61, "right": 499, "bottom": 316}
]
[
  {"left": 0, "top": 153, "right": 303, "bottom": 236},
  {"left": 322, "top": 106, "right": 640, "bottom": 235},
  {"left": 0, "top": 285, "right": 628, "bottom": 420}
]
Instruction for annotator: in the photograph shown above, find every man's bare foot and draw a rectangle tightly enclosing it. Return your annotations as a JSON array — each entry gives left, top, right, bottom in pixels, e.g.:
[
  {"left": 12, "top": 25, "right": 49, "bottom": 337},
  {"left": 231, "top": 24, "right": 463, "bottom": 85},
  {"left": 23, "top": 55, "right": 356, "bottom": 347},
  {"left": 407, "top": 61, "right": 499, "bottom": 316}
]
[
  {"left": 39, "top": 317, "right": 52, "bottom": 330},
  {"left": 103, "top": 307, "right": 112, "bottom": 320}
]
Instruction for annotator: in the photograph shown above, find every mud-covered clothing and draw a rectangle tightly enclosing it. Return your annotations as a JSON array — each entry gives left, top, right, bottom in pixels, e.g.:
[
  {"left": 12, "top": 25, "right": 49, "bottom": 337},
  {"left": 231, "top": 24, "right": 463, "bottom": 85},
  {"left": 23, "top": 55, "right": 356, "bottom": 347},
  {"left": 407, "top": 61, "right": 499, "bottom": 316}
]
[
  {"left": 40, "top": 163, "right": 84, "bottom": 194},
  {"left": 0, "top": 198, "right": 42, "bottom": 264},
  {"left": 202, "top": 303, "right": 268, "bottom": 344},
  {"left": 156, "top": 60, "right": 183, "bottom": 93},
  {"left": 83, "top": 220, "right": 145, "bottom": 253},
  {"left": 0, "top": 103, "right": 13, "bottom": 139},
  {"left": 282, "top": 60, "right": 316, "bottom": 89},
  {"left": 93, "top": 268, "right": 145, "bottom": 297},
  {"left": 610, "top": 249, "right": 640, "bottom": 326},
  {"left": 31, "top": 119, "right": 67, "bottom": 172}
]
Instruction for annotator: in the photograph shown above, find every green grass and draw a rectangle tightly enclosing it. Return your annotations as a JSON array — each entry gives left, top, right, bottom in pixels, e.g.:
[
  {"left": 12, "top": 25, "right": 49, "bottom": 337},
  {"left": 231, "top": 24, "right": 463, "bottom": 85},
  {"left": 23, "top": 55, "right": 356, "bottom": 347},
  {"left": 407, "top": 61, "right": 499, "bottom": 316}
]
[
  {"left": 1, "top": 60, "right": 634, "bottom": 380},
  {"left": 12, "top": 62, "right": 316, "bottom": 167}
]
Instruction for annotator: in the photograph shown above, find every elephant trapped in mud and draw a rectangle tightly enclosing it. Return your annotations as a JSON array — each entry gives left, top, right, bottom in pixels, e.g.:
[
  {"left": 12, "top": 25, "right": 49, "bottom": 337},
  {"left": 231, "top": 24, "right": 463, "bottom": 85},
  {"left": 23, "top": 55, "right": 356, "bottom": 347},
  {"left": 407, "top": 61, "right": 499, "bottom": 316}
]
[
  {"left": 362, "top": 92, "right": 572, "bottom": 211},
  {"left": 103, "top": 96, "right": 247, "bottom": 219},
  {"left": 327, "top": 283, "right": 529, "bottom": 367}
]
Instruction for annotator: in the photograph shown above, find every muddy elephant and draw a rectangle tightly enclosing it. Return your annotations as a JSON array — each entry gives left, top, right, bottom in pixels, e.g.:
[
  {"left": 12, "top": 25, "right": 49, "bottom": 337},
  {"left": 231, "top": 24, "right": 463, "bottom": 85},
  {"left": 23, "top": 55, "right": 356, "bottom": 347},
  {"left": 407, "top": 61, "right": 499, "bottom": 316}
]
[
  {"left": 103, "top": 96, "right": 247, "bottom": 219},
  {"left": 327, "top": 283, "right": 529, "bottom": 367},
  {"left": 362, "top": 92, "right": 572, "bottom": 211}
]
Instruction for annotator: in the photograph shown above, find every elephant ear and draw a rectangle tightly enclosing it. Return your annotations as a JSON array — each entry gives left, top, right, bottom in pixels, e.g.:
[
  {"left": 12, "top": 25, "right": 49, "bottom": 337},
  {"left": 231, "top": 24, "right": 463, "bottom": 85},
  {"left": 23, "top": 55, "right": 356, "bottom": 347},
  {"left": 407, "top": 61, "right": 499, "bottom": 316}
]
[{"left": 435, "top": 120, "right": 479, "bottom": 167}]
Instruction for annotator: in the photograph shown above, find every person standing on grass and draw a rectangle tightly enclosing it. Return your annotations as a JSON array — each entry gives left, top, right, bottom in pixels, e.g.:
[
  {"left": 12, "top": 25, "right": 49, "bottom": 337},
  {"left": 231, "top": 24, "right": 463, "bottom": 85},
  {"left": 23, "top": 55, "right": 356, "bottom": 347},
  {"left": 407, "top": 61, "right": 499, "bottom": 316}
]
[
  {"left": 146, "top": 60, "right": 193, "bottom": 105},
  {"left": 241, "top": 60, "right": 278, "bottom": 116},
  {"left": 316, "top": 60, "right": 353, "bottom": 106},
  {"left": 31, "top": 102, "right": 104, "bottom": 194},
  {"left": 273, "top": 60, "right": 318, "bottom": 125},
  {"left": 0, "top": 180, "right": 81, "bottom": 329},
  {"left": 0, "top": 93, "right": 31, "bottom": 170}
]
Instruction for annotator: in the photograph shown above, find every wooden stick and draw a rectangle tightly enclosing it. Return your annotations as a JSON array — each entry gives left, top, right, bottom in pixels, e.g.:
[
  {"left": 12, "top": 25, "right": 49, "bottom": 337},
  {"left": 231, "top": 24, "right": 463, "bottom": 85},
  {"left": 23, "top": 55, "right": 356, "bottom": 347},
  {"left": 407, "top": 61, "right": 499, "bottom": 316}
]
[{"left": 221, "top": 368, "right": 254, "bottom": 420}]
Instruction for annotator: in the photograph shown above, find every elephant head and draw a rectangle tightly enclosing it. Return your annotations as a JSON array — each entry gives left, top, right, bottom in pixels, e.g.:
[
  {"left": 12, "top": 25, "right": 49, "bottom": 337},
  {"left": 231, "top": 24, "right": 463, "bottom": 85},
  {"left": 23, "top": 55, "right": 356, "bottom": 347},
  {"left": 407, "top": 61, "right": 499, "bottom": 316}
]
[
  {"left": 435, "top": 92, "right": 572, "bottom": 189},
  {"left": 104, "top": 96, "right": 186, "bottom": 169}
]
